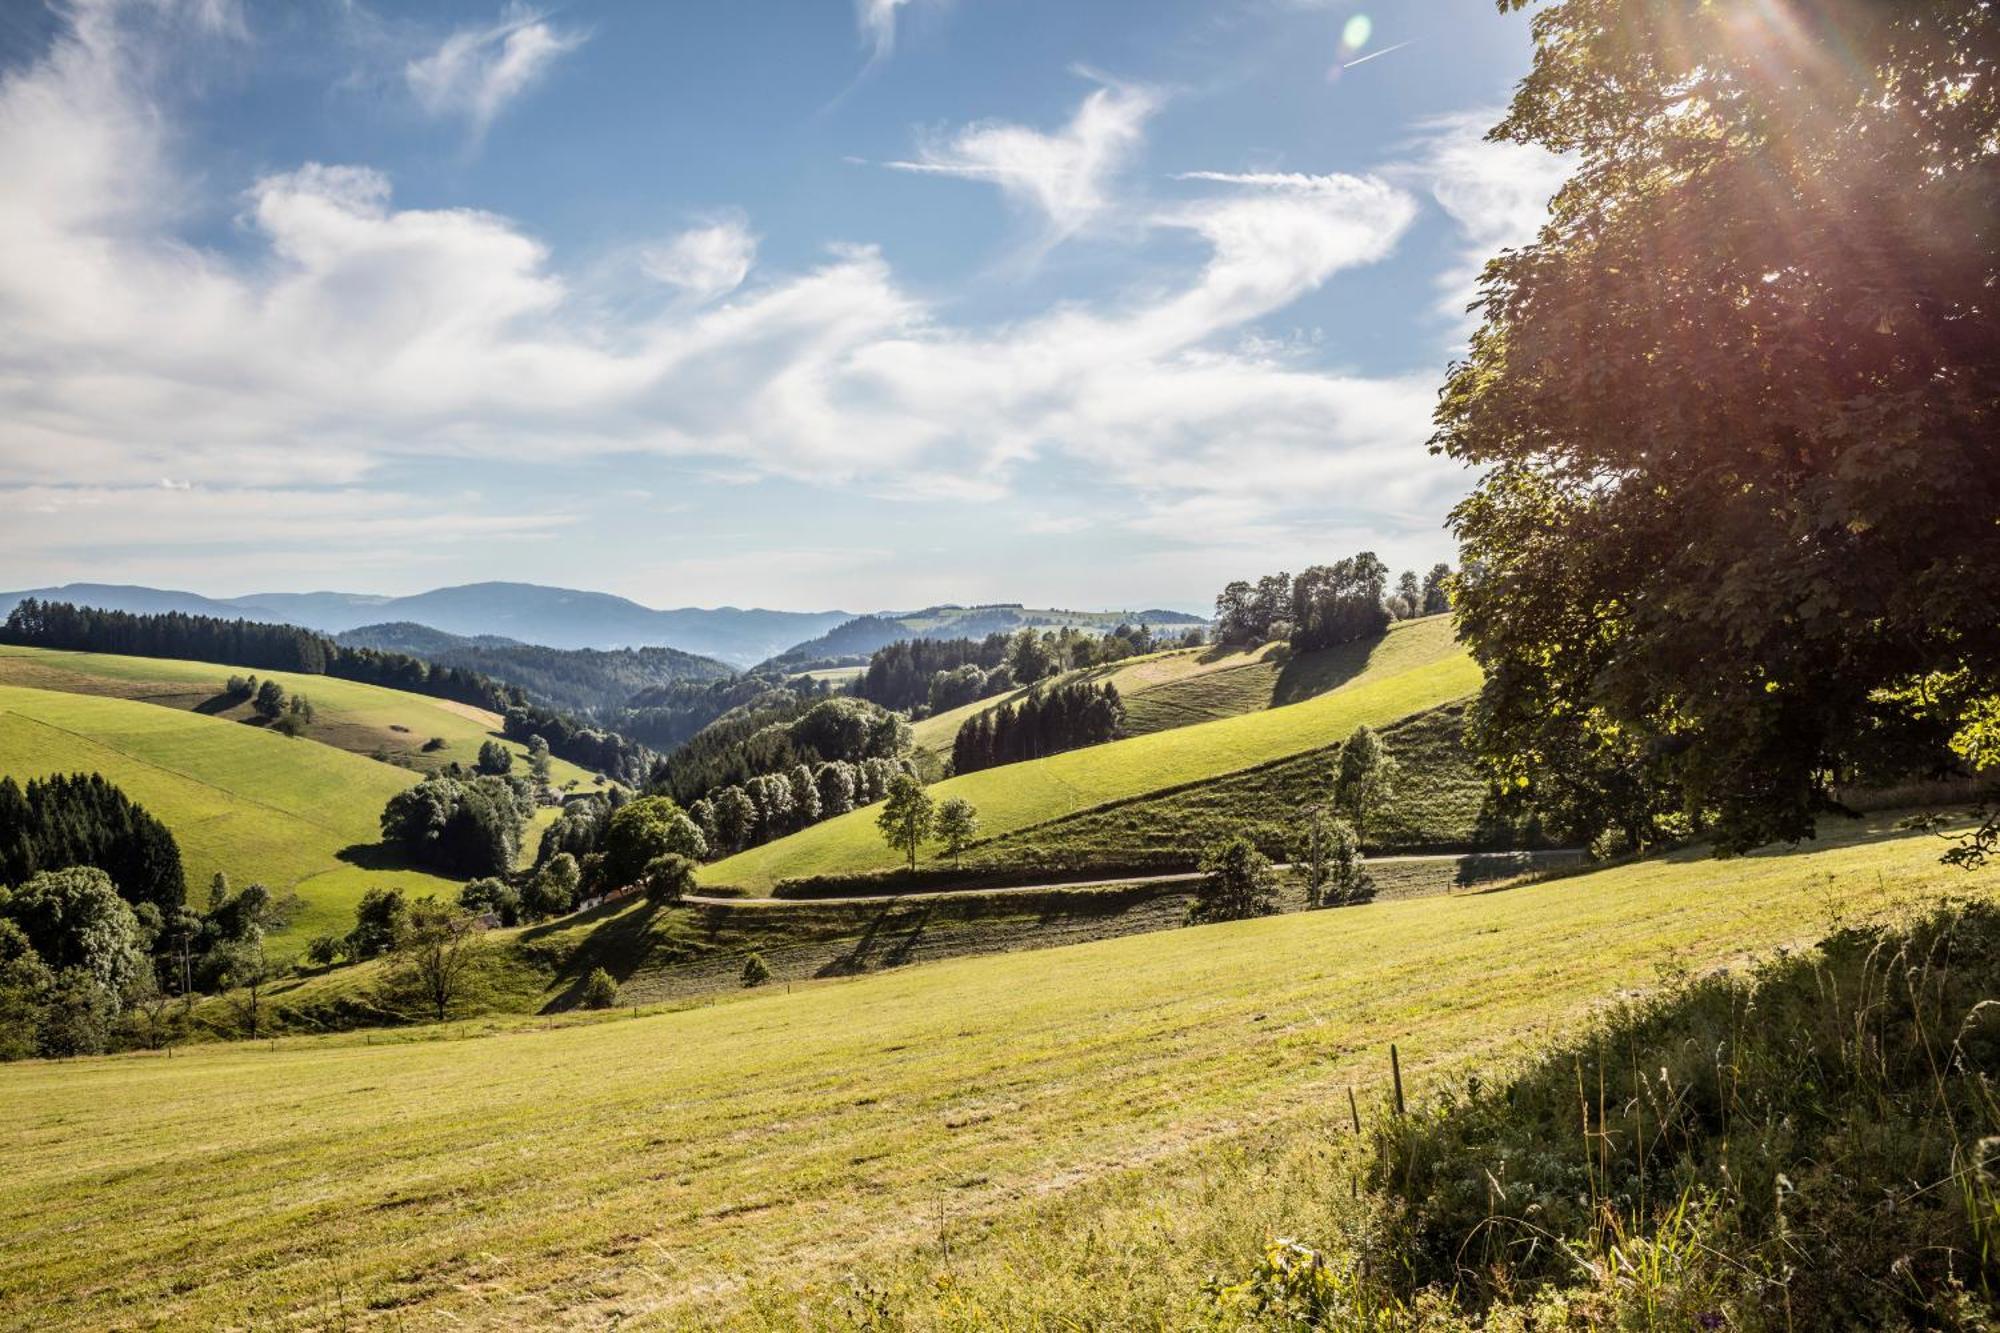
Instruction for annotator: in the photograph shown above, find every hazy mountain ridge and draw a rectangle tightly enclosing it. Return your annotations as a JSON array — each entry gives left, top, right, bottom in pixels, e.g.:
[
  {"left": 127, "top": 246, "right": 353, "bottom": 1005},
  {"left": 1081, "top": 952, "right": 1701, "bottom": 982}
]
[{"left": 0, "top": 582, "right": 850, "bottom": 667}]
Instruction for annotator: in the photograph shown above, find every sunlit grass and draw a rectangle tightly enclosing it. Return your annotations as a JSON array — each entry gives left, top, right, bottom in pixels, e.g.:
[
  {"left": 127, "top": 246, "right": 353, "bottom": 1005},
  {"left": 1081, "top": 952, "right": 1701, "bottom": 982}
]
[{"left": 4, "top": 815, "right": 1984, "bottom": 1328}]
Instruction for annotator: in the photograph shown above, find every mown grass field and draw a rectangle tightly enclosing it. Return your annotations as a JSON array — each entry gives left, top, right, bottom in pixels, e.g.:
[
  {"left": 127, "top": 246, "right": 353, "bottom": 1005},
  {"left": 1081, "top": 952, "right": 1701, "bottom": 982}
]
[
  {"left": 0, "top": 644, "right": 606, "bottom": 789},
  {"left": 3, "top": 816, "right": 1988, "bottom": 1328},
  {"left": 0, "top": 682, "right": 464, "bottom": 950},
  {"left": 704, "top": 620, "right": 1479, "bottom": 890},
  {"left": 973, "top": 701, "right": 1512, "bottom": 868},
  {"left": 908, "top": 617, "right": 1457, "bottom": 759}
]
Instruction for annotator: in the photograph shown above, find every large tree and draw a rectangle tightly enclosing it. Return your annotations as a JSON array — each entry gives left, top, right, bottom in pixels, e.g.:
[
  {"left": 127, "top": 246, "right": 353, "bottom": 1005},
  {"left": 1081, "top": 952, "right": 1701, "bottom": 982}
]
[{"left": 1436, "top": 0, "right": 2000, "bottom": 857}]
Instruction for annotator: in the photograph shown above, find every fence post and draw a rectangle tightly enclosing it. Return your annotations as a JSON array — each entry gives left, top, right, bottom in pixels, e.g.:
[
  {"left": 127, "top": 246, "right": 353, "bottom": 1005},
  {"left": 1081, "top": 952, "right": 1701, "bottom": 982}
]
[
  {"left": 1348, "top": 1085, "right": 1361, "bottom": 1135},
  {"left": 1390, "top": 1044, "right": 1405, "bottom": 1117}
]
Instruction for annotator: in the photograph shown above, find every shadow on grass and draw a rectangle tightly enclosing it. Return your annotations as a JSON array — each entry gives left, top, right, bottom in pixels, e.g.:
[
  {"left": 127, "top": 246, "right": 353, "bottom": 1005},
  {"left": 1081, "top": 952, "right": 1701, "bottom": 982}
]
[
  {"left": 335, "top": 841, "right": 420, "bottom": 872},
  {"left": 523, "top": 895, "right": 674, "bottom": 1011},
  {"left": 1271, "top": 634, "right": 1379, "bottom": 707}
]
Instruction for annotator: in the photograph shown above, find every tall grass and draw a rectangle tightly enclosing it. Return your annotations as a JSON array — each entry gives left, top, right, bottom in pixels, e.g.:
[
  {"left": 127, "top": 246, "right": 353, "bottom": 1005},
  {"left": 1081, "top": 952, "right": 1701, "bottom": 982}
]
[{"left": 1355, "top": 901, "right": 2000, "bottom": 1328}]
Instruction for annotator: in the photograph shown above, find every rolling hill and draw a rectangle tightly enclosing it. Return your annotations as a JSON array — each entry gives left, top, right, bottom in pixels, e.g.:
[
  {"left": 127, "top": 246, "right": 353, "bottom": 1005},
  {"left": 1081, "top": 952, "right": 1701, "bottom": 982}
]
[
  {"left": 334, "top": 622, "right": 735, "bottom": 715},
  {"left": 701, "top": 618, "right": 1480, "bottom": 890},
  {"left": 0, "top": 682, "right": 463, "bottom": 949},
  {"left": 0, "top": 645, "right": 606, "bottom": 788},
  {"left": 0, "top": 582, "right": 851, "bottom": 666},
  {"left": 2, "top": 814, "right": 1982, "bottom": 1328},
  {"left": 908, "top": 614, "right": 1459, "bottom": 759}
]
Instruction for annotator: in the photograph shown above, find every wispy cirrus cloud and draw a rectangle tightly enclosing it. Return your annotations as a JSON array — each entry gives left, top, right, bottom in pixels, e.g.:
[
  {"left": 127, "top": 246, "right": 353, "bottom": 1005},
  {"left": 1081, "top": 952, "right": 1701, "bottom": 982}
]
[
  {"left": 886, "top": 76, "right": 1160, "bottom": 242},
  {"left": 856, "top": 0, "right": 946, "bottom": 63},
  {"left": 404, "top": 2, "right": 586, "bottom": 136},
  {"left": 1387, "top": 110, "right": 1572, "bottom": 325}
]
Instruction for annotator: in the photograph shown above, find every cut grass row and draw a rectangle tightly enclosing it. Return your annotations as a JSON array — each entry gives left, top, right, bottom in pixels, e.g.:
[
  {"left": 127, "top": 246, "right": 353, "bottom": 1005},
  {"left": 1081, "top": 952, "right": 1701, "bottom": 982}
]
[
  {"left": 0, "top": 644, "right": 608, "bottom": 789},
  {"left": 2, "top": 815, "right": 1987, "bottom": 1328},
  {"left": 0, "top": 682, "right": 464, "bottom": 950},
  {"left": 703, "top": 620, "right": 1480, "bottom": 890}
]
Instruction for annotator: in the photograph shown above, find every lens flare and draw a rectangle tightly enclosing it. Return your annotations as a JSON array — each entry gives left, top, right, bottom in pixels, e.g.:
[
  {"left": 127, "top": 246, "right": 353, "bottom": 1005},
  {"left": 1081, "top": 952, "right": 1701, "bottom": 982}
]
[{"left": 1342, "top": 13, "right": 1372, "bottom": 51}]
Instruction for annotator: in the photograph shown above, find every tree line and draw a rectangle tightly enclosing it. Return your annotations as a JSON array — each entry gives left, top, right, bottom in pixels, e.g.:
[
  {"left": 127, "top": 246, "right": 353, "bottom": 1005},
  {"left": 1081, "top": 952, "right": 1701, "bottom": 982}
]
[
  {"left": 0, "top": 776, "right": 292, "bottom": 1057},
  {"left": 2, "top": 600, "right": 651, "bottom": 782},
  {"left": 952, "top": 681, "right": 1125, "bottom": 775},
  {"left": 853, "top": 622, "right": 1196, "bottom": 721},
  {"left": 1212, "top": 557, "right": 1450, "bottom": 650}
]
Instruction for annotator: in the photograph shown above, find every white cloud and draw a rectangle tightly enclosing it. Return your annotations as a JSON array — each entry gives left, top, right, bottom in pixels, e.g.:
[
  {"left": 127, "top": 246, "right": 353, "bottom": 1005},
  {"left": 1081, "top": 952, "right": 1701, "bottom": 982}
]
[
  {"left": 887, "top": 79, "right": 1160, "bottom": 241},
  {"left": 0, "top": 4, "right": 1455, "bottom": 585},
  {"left": 856, "top": 0, "right": 937, "bottom": 62},
  {"left": 1390, "top": 110, "right": 1571, "bottom": 323},
  {"left": 640, "top": 218, "right": 758, "bottom": 303},
  {"left": 405, "top": 3, "right": 586, "bottom": 135}
]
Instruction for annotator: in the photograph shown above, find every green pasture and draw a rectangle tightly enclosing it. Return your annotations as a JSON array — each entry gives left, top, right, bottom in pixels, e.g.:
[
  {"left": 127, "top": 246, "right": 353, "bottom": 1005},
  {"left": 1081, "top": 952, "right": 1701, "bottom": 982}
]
[
  {"left": 0, "top": 683, "right": 464, "bottom": 950},
  {"left": 1, "top": 815, "right": 1987, "bottom": 1328},
  {"left": 704, "top": 621, "right": 1480, "bottom": 890}
]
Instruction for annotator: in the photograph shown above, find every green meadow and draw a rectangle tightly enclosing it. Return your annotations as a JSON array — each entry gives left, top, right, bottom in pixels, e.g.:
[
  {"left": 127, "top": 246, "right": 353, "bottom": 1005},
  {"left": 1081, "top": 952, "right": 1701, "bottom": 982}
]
[
  {"left": 2, "top": 815, "right": 1986, "bottom": 1329},
  {"left": 704, "top": 618, "right": 1479, "bottom": 890},
  {"left": 0, "top": 682, "right": 464, "bottom": 950},
  {"left": 0, "top": 644, "right": 606, "bottom": 789},
  {"left": 908, "top": 616, "right": 1461, "bottom": 760}
]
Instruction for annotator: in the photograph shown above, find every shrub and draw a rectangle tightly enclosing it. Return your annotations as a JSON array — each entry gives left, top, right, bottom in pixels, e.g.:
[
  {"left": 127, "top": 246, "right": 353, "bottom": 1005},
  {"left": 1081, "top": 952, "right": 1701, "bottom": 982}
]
[
  {"left": 581, "top": 967, "right": 618, "bottom": 1010},
  {"left": 1184, "top": 835, "right": 1278, "bottom": 924},
  {"left": 643, "top": 853, "right": 697, "bottom": 905},
  {"left": 741, "top": 952, "right": 770, "bottom": 987}
]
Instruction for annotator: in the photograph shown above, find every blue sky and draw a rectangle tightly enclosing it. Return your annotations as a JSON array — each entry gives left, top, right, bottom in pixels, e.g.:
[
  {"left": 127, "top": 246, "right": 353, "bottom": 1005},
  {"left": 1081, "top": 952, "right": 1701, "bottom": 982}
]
[{"left": 0, "top": 0, "right": 1566, "bottom": 613}]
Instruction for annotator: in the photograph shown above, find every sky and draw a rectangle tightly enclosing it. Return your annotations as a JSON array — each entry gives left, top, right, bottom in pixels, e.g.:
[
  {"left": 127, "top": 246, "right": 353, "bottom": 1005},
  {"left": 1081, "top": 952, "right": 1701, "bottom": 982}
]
[{"left": 0, "top": 0, "right": 1567, "bottom": 614}]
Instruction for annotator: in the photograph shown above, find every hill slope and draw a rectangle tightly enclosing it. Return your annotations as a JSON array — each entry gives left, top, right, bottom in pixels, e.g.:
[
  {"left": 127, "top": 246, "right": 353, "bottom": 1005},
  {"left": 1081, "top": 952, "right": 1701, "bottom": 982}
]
[
  {"left": 0, "top": 645, "right": 605, "bottom": 788},
  {"left": 335, "top": 622, "right": 735, "bottom": 715},
  {"left": 702, "top": 620, "right": 1480, "bottom": 890},
  {"left": 0, "top": 815, "right": 1982, "bottom": 1328},
  {"left": 0, "top": 683, "right": 461, "bottom": 948},
  {"left": 908, "top": 615, "right": 1458, "bottom": 759}
]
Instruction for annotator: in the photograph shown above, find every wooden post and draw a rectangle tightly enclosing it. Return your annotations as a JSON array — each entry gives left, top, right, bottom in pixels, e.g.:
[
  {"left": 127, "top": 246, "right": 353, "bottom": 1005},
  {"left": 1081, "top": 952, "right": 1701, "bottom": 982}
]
[
  {"left": 1390, "top": 1044, "right": 1405, "bottom": 1116},
  {"left": 1348, "top": 1085, "right": 1361, "bottom": 1135}
]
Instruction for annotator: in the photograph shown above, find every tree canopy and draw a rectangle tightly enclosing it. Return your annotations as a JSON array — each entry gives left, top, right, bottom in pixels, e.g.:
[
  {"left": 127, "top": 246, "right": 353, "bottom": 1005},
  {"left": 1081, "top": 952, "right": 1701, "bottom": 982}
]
[{"left": 1437, "top": 0, "right": 2000, "bottom": 856}]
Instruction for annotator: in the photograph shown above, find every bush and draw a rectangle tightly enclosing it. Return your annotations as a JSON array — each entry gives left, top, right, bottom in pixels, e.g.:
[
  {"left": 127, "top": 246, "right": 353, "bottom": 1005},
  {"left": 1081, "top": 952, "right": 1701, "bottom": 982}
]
[
  {"left": 580, "top": 966, "right": 618, "bottom": 1010},
  {"left": 1183, "top": 835, "right": 1278, "bottom": 924},
  {"left": 741, "top": 952, "right": 770, "bottom": 987}
]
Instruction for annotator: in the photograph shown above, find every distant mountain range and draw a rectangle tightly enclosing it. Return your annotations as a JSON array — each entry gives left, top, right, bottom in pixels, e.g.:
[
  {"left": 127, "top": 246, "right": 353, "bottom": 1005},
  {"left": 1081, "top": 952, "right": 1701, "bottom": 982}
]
[
  {"left": 0, "top": 582, "right": 852, "bottom": 667},
  {"left": 0, "top": 584, "right": 1211, "bottom": 672}
]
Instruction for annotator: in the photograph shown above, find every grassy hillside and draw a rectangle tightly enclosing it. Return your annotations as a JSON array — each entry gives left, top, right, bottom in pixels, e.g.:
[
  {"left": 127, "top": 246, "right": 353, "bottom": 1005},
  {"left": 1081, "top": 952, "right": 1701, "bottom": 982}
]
[
  {"left": 703, "top": 620, "right": 1480, "bottom": 890},
  {"left": 0, "top": 644, "right": 605, "bottom": 788},
  {"left": 971, "top": 701, "right": 1519, "bottom": 869},
  {"left": 909, "top": 615, "right": 1457, "bottom": 759},
  {"left": 1, "top": 815, "right": 1985, "bottom": 1328},
  {"left": 0, "top": 683, "right": 463, "bottom": 949}
]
